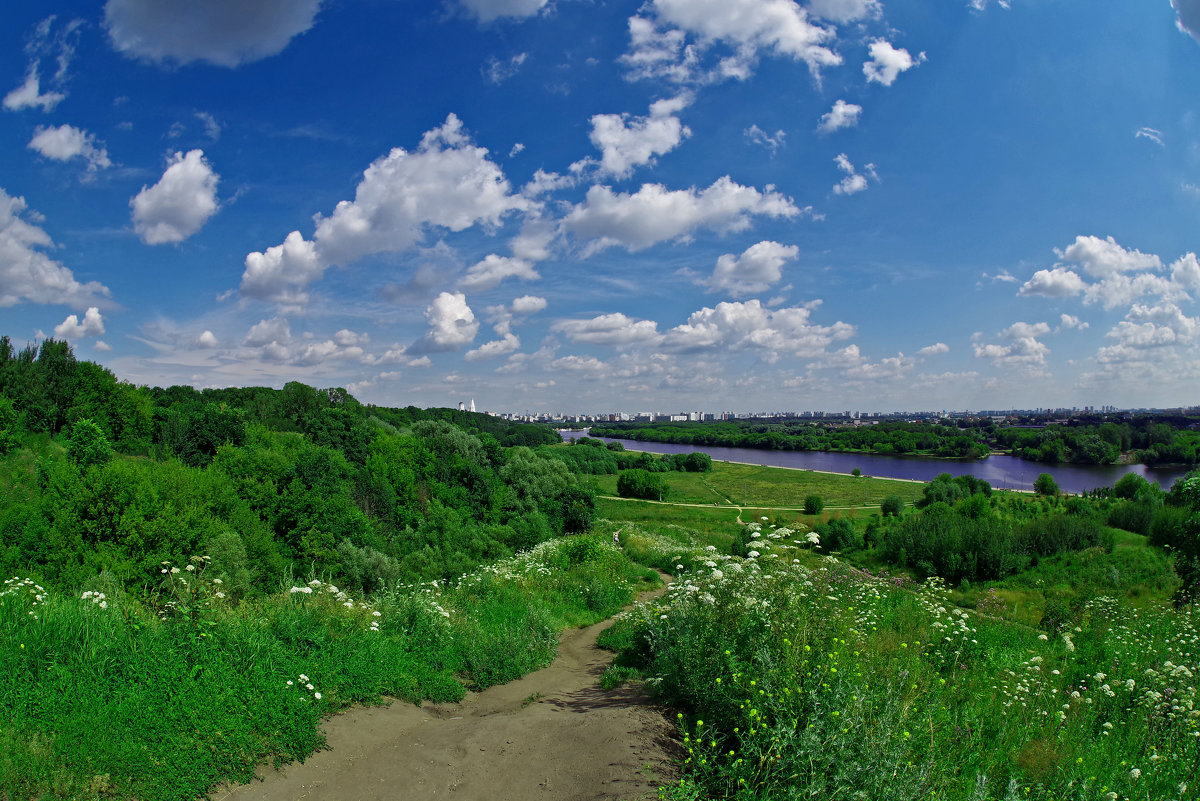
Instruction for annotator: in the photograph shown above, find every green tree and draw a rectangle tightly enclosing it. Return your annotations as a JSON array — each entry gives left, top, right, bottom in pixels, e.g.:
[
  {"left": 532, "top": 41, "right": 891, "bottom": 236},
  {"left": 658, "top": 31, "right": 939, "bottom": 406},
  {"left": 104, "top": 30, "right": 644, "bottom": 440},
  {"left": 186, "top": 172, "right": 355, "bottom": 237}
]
[
  {"left": 881, "top": 495, "right": 904, "bottom": 517},
  {"left": 68, "top": 418, "right": 113, "bottom": 470},
  {"left": 617, "top": 469, "right": 668, "bottom": 500},
  {"left": 804, "top": 495, "right": 824, "bottom": 515},
  {"left": 1034, "top": 473, "right": 1059, "bottom": 497}
]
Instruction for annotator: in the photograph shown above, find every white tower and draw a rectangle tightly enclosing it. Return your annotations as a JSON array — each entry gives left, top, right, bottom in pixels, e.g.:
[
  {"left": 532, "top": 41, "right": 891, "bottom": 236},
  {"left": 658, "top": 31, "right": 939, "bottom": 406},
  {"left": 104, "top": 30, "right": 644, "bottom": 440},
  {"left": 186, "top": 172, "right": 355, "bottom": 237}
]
[{"left": 469, "top": 398, "right": 476, "bottom": 413}]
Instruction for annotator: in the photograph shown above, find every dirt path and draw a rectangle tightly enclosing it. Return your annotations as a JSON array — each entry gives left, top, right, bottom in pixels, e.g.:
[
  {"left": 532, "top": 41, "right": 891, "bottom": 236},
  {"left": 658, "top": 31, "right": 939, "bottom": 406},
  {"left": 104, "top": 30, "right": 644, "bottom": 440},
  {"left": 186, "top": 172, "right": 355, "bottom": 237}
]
[{"left": 215, "top": 588, "right": 679, "bottom": 801}]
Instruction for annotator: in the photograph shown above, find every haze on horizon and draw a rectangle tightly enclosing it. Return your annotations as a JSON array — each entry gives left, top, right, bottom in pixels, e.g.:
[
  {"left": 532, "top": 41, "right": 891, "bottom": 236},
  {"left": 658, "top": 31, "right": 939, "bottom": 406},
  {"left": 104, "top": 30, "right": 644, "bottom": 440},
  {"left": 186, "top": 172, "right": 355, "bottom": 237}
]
[{"left": 2, "top": 0, "right": 1199, "bottom": 413}]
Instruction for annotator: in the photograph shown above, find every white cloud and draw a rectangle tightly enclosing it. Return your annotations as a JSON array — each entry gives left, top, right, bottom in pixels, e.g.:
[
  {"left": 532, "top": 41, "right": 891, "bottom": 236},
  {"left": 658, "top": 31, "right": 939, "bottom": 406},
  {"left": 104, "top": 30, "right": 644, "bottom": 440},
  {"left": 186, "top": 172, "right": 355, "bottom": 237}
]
[
  {"left": 1082, "top": 273, "right": 1176, "bottom": 311},
  {"left": 806, "top": 0, "right": 881, "bottom": 22},
  {"left": 459, "top": 0, "right": 548, "bottom": 22},
  {"left": 28, "top": 125, "right": 112, "bottom": 172},
  {"left": 1056, "top": 235, "right": 1161, "bottom": 278},
  {"left": 972, "top": 321, "right": 1051, "bottom": 369},
  {"left": 564, "top": 176, "right": 801, "bottom": 253},
  {"left": 465, "top": 333, "right": 521, "bottom": 361},
  {"left": 1172, "top": 252, "right": 1200, "bottom": 291},
  {"left": 648, "top": 0, "right": 842, "bottom": 78},
  {"left": 509, "top": 142, "right": 525, "bottom": 157},
  {"left": 511, "top": 295, "right": 547, "bottom": 315},
  {"left": 552, "top": 355, "right": 609, "bottom": 374},
  {"left": 243, "top": 317, "right": 291, "bottom": 347},
  {"left": 484, "top": 53, "right": 528, "bottom": 85},
  {"left": 486, "top": 294, "right": 547, "bottom": 336},
  {"left": 459, "top": 254, "right": 540, "bottom": 292},
  {"left": 1018, "top": 267, "right": 1086, "bottom": 298},
  {"left": 104, "top": 0, "right": 324, "bottom": 67},
  {"left": 131, "top": 150, "right": 220, "bottom": 245},
  {"left": 0, "top": 188, "right": 112, "bottom": 308},
  {"left": 242, "top": 114, "right": 529, "bottom": 304},
  {"left": 706, "top": 240, "right": 798, "bottom": 297},
  {"left": 1135, "top": 127, "right": 1164, "bottom": 146},
  {"left": 745, "top": 125, "right": 786, "bottom": 154},
  {"left": 1058, "top": 314, "right": 1088, "bottom": 331},
  {"left": 3, "top": 69, "right": 66, "bottom": 112},
  {"left": 620, "top": 16, "right": 699, "bottom": 84},
  {"left": 917, "top": 342, "right": 949, "bottom": 356},
  {"left": 862, "top": 39, "right": 922, "bottom": 87},
  {"left": 419, "top": 291, "right": 479, "bottom": 351},
  {"left": 1173, "top": 0, "right": 1200, "bottom": 45},
  {"left": 832, "top": 153, "right": 874, "bottom": 195},
  {"left": 196, "top": 330, "right": 219, "bottom": 348},
  {"left": 817, "top": 99, "right": 862, "bottom": 134},
  {"left": 661, "top": 299, "right": 854, "bottom": 356},
  {"left": 54, "top": 307, "right": 105, "bottom": 339},
  {"left": 94, "top": 340, "right": 112, "bottom": 352},
  {"left": 196, "top": 112, "right": 222, "bottom": 141},
  {"left": 579, "top": 95, "right": 692, "bottom": 178},
  {"left": 333, "top": 328, "right": 369, "bottom": 346},
  {"left": 552, "top": 313, "right": 661, "bottom": 346}
]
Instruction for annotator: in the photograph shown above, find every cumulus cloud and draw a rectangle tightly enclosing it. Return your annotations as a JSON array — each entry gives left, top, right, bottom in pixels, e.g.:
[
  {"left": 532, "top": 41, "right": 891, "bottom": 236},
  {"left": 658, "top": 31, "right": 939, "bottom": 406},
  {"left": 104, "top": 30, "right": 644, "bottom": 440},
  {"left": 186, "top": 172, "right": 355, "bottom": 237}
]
[
  {"left": 972, "top": 321, "right": 1051, "bottom": 369},
  {"left": 0, "top": 188, "right": 111, "bottom": 308},
  {"left": 459, "top": 0, "right": 549, "bottom": 22},
  {"left": 661, "top": 299, "right": 855, "bottom": 356},
  {"left": 552, "top": 313, "right": 661, "bottom": 346},
  {"left": 1018, "top": 267, "right": 1086, "bottom": 298},
  {"left": 416, "top": 292, "right": 479, "bottom": 352},
  {"left": 131, "top": 150, "right": 220, "bottom": 245},
  {"left": 1173, "top": 0, "right": 1200, "bottom": 45},
  {"left": 1058, "top": 314, "right": 1088, "bottom": 331},
  {"left": 54, "top": 307, "right": 105, "bottom": 340},
  {"left": 648, "top": 0, "right": 842, "bottom": 78},
  {"left": 917, "top": 342, "right": 949, "bottom": 356},
  {"left": 832, "top": 153, "right": 875, "bottom": 195},
  {"left": 745, "top": 125, "right": 786, "bottom": 154},
  {"left": 817, "top": 99, "right": 862, "bottom": 134},
  {"left": 1057, "top": 235, "right": 1161, "bottom": 278},
  {"left": 705, "top": 240, "right": 798, "bottom": 297},
  {"left": 807, "top": 0, "right": 881, "bottom": 22},
  {"left": 1172, "top": 252, "right": 1200, "bottom": 291},
  {"left": 28, "top": 125, "right": 112, "bottom": 172},
  {"left": 243, "top": 316, "right": 291, "bottom": 347},
  {"left": 196, "top": 330, "right": 219, "bottom": 348},
  {"left": 241, "top": 114, "right": 529, "bottom": 305},
  {"left": 465, "top": 332, "right": 521, "bottom": 361},
  {"left": 578, "top": 95, "right": 692, "bottom": 178},
  {"left": 104, "top": 0, "right": 324, "bottom": 67},
  {"left": 862, "top": 39, "right": 923, "bottom": 87},
  {"left": 459, "top": 254, "right": 540, "bottom": 292},
  {"left": 564, "top": 176, "right": 801, "bottom": 253}
]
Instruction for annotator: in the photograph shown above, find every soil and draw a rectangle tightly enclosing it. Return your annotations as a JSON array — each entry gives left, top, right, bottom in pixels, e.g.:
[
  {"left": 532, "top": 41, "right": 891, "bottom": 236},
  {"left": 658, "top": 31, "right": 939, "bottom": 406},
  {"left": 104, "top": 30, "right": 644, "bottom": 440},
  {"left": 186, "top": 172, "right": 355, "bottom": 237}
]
[{"left": 214, "top": 588, "right": 680, "bottom": 801}]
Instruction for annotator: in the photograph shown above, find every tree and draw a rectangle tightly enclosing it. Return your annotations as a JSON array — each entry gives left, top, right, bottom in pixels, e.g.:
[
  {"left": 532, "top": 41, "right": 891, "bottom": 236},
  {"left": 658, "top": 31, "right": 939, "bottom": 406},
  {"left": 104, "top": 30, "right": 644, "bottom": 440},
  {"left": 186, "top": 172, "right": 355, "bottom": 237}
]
[
  {"left": 851, "top": 467, "right": 862, "bottom": 477},
  {"left": 68, "top": 418, "right": 113, "bottom": 470},
  {"left": 617, "top": 469, "right": 668, "bottom": 501},
  {"left": 881, "top": 495, "right": 904, "bottom": 517},
  {"left": 1034, "top": 473, "right": 1059, "bottom": 497},
  {"left": 804, "top": 495, "right": 824, "bottom": 515}
]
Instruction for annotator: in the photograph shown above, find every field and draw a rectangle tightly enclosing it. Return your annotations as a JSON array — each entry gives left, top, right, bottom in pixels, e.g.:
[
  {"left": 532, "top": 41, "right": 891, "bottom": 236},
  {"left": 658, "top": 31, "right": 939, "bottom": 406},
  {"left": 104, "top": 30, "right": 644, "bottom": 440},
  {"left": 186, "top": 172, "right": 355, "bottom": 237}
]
[{"left": 587, "top": 458, "right": 927, "bottom": 508}]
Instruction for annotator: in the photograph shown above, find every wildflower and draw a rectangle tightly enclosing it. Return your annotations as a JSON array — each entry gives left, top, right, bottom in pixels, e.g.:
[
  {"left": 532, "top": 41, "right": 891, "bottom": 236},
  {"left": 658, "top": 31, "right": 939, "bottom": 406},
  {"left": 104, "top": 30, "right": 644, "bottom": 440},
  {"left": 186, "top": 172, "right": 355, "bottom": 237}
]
[
  {"left": 185, "top": 564, "right": 196, "bottom": 572},
  {"left": 1129, "top": 768, "right": 1141, "bottom": 780},
  {"left": 212, "top": 578, "right": 223, "bottom": 585},
  {"left": 314, "top": 692, "right": 322, "bottom": 700},
  {"left": 747, "top": 550, "right": 760, "bottom": 558}
]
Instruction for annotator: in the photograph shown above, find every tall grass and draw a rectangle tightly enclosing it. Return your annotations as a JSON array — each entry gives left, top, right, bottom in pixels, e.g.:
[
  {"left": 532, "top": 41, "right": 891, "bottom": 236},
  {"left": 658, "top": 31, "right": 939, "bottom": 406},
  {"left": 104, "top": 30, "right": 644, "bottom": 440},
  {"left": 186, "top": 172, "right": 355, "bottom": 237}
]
[
  {"left": 0, "top": 536, "right": 654, "bottom": 801},
  {"left": 604, "top": 534, "right": 1200, "bottom": 801}
]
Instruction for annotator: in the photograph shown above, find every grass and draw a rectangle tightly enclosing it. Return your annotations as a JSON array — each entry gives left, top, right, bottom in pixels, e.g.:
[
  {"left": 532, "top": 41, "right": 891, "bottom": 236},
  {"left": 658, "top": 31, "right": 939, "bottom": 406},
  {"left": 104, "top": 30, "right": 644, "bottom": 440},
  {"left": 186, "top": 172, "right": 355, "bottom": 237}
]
[
  {"left": 587, "top": 460, "right": 926, "bottom": 509},
  {"left": 0, "top": 535, "right": 653, "bottom": 801},
  {"left": 606, "top": 545, "right": 1200, "bottom": 801}
]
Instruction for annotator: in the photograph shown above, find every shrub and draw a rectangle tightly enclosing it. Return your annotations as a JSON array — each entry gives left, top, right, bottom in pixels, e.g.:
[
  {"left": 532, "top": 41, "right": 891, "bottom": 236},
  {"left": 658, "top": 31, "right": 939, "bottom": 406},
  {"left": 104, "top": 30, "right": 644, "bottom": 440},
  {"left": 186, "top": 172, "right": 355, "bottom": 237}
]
[
  {"left": 67, "top": 418, "right": 113, "bottom": 470},
  {"left": 881, "top": 495, "right": 905, "bottom": 517},
  {"left": 1033, "top": 473, "right": 1059, "bottom": 497},
  {"left": 617, "top": 469, "right": 668, "bottom": 500},
  {"left": 803, "top": 495, "right": 824, "bottom": 515}
]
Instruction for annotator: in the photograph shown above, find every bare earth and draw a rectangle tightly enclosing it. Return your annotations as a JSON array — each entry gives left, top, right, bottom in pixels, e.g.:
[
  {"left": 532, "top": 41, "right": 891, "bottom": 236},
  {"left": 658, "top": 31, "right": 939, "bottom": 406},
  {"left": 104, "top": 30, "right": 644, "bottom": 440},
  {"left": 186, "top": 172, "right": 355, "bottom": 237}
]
[{"left": 215, "top": 599, "right": 679, "bottom": 801}]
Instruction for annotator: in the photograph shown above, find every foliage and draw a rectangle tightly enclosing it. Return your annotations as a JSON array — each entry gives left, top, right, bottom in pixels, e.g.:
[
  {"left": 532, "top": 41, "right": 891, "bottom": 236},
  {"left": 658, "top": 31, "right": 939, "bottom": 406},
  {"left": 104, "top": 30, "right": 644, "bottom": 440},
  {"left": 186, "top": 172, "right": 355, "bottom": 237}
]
[
  {"left": 881, "top": 494, "right": 905, "bottom": 517},
  {"left": 1034, "top": 472, "right": 1060, "bottom": 497},
  {"left": 617, "top": 469, "right": 669, "bottom": 501},
  {"left": 66, "top": 419, "right": 112, "bottom": 470},
  {"left": 803, "top": 494, "right": 823, "bottom": 515}
]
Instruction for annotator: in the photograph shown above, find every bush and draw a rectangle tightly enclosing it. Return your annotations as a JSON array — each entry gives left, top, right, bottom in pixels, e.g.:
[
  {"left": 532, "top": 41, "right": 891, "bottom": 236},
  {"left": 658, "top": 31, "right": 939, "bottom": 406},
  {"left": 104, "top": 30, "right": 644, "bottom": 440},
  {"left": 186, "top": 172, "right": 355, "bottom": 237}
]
[
  {"left": 617, "top": 469, "right": 668, "bottom": 500},
  {"left": 1034, "top": 473, "right": 1059, "bottom": 497},
  {"left": 881, "top": 495, "right": 905, "bottom": 517},
  {"left": 804, "top": 495, "right": 824, "bottom": 515},
  {"left": 67, "top": 418, "right": 113, "bottom": 470}
]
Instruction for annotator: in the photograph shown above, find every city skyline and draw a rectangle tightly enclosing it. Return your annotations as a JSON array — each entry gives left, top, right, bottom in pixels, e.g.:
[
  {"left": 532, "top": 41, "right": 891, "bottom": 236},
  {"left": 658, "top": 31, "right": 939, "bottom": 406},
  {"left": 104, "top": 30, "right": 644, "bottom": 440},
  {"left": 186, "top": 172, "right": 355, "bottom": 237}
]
[{"left": 3, "top": 1, "right": 1200, "bottom": 412}]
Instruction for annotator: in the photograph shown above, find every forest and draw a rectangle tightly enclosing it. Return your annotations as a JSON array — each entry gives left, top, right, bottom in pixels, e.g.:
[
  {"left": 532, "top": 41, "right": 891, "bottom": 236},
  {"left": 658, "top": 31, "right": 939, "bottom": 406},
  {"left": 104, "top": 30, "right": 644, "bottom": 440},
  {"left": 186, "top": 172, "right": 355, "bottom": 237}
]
[{"left": 590, "top": 415, "right": 1200, "bottom": 465}]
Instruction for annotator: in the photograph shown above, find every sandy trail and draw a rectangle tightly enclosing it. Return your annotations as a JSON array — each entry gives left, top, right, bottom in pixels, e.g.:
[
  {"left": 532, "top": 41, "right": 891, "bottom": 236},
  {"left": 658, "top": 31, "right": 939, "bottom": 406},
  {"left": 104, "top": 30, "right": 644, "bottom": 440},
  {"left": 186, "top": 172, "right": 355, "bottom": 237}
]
[{"left": 216, "top": 590, "right": 679, "bottom": 801}]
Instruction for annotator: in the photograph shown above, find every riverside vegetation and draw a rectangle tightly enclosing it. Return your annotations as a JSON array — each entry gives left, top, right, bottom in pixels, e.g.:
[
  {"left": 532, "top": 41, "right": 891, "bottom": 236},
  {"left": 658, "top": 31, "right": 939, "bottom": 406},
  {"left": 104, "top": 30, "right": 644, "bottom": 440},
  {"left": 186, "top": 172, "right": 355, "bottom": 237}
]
[{"left": 3, "top": 337, "right": 1200, "bottom": 800}]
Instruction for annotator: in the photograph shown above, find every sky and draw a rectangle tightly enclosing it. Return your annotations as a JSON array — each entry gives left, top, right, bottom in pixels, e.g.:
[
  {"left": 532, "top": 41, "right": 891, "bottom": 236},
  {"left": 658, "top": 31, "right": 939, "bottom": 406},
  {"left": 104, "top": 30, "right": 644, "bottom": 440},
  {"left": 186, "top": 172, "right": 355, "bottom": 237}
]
[{"left": 3, "top": 0, "right": 1200, "bottom": 415}]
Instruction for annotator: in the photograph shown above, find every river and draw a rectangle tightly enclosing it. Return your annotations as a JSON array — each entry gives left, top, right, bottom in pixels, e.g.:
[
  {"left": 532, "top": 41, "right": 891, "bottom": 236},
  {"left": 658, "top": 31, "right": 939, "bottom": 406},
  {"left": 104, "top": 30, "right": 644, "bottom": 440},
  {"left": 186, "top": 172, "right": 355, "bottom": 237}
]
[{"left": 559, "top": 429, "right": 1192, "bottom": 494}]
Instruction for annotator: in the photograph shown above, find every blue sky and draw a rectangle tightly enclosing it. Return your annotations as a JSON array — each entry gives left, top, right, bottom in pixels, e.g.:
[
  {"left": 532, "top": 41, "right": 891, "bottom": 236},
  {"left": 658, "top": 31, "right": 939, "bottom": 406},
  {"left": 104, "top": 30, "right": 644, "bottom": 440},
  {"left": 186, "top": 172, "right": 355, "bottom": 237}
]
[{"left": 3, "top": 0, "right": 1200, "bottom": 414}]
